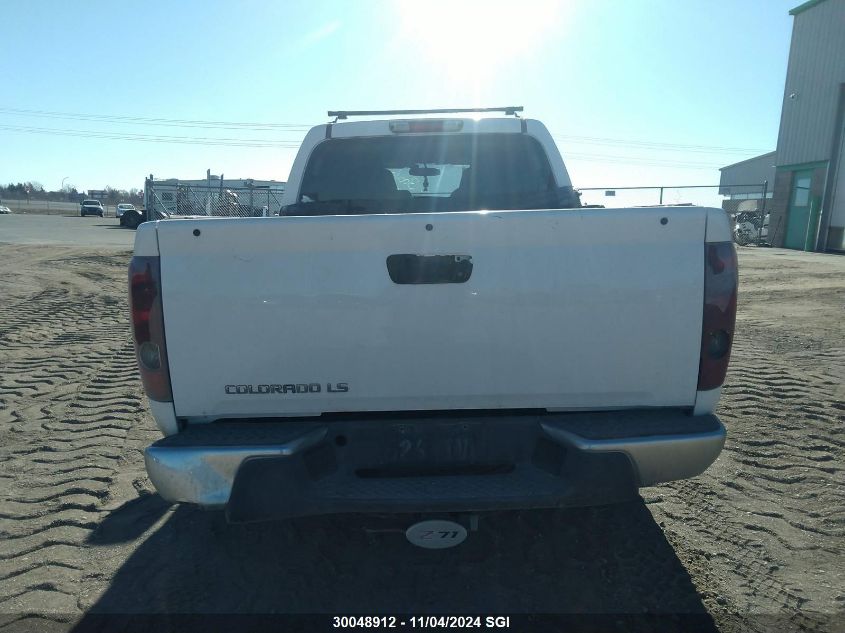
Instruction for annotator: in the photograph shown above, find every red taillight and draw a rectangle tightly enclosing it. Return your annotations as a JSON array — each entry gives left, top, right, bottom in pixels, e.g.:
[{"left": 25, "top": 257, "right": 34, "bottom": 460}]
[
  {"left": 129, "top": 256, "right": 173, "bottom": 402},
  {"left": 697, "top": 242, "right": 738, "bottom": 391}
]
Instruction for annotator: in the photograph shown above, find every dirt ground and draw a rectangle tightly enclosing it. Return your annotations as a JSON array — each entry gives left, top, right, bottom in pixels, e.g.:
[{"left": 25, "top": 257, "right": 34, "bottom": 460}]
[
  {"left": 0, "top": 215, "right": 134, "bottom": 249},
  {"left": 0, "top": 243, "right": 842, "bottom": 632}
]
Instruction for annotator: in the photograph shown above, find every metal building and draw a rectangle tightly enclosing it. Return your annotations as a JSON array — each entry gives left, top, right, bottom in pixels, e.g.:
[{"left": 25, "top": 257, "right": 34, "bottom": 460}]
[
  {"left": 719, "top": 151, "right": 776, "bottom": 211},
  {"left": 722, "top": 0, "right": 845, "bottom": 252},
  {"left": 719, "top": 152, "right": 777, "bottom": 197}
]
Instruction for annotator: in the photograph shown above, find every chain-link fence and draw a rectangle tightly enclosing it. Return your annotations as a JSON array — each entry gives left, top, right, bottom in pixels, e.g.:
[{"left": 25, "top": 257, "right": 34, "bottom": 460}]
[
  {"left": 576, "top": 183, "right": 771, "bottom": 246},
  {"left": 145, "top": 182, "right": 285, "bottom": 219}
]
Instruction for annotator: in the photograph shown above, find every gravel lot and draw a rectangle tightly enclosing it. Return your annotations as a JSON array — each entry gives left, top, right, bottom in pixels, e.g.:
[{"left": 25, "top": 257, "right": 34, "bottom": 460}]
[{"left": 0, "top": 237, "right": 842, "bottom": 632}]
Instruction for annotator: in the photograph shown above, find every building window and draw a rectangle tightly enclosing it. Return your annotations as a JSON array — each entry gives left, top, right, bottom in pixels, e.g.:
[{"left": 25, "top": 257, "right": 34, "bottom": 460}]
[{"left": 792, "top": 175, "right": 811, "bottom": 207}]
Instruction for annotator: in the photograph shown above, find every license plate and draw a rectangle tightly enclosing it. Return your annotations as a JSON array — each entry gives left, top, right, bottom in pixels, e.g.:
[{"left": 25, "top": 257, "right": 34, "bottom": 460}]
[{"left": 386, "top": 422, "right": 482, "bottom": 463}]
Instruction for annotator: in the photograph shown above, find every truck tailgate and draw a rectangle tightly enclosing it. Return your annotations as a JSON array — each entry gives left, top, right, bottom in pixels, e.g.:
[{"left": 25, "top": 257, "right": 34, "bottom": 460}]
[{"left": 156, "top": 207, "right": 706, "bottom": 419}]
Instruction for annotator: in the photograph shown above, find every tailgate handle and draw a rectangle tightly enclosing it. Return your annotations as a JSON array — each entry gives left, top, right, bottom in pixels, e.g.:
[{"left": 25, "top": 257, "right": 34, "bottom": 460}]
[{"left": 386, "top": 254, "right": 473, "bottom": 285}]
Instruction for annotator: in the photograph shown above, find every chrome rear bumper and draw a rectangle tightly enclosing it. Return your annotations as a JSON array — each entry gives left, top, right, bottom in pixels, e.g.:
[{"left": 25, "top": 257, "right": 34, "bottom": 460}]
[{"left": 144, "top": 410, "right": 725, "bottom": 519}]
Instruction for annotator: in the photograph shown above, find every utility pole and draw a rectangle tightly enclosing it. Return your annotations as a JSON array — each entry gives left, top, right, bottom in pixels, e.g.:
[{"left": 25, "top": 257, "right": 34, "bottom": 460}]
[{"left": 758, "top": 180, "right": 768, "bottom": 246}]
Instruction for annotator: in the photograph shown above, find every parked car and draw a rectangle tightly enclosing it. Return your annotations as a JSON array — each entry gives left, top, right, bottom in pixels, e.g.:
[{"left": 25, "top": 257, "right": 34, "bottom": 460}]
[
  {"left": 80, "top": 200, "right": 104, "bottom": 217},
  {"left": 119, "top": 206, "right": 146, "bottom": 229},
  {"left": 116, "top": 203, "right": 136, "bottom": 220},
  {"left": 0, "top": 205, "right": 12, "bottom": 214},
  {"left": 131, "top": 108, "right": 737, "bottom": 533}
]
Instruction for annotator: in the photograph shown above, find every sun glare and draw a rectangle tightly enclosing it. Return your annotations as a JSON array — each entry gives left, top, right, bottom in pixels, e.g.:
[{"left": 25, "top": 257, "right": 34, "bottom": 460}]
[{"left": 393, "top": 0, "right": 562, "bottom": 82}]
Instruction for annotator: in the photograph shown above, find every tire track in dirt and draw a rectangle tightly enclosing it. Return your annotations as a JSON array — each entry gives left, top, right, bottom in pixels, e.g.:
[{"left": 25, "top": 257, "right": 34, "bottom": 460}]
[
  {"left": 648, "top": 328, "right": 844, "bottom": 631},
  {"left": 0, "top": 247, "right": 158, "bottom": 617}
]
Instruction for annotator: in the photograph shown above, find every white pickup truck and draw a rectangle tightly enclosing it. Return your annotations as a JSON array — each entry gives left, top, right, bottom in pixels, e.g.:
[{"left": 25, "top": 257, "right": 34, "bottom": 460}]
[{"left": 130, "top": 107, "right": 737, "bottom": 526}]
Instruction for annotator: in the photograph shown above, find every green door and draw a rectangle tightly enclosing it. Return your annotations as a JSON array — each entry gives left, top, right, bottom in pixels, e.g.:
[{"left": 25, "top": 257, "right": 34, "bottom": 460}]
[{"left": 784, "top": 171, "right": 813, "bottom": 250}]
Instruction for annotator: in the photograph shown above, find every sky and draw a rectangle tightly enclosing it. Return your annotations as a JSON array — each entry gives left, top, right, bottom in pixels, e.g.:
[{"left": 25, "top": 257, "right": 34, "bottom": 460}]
[{"left": 0, "top": 0, "right": 798, "bottom": 207}]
